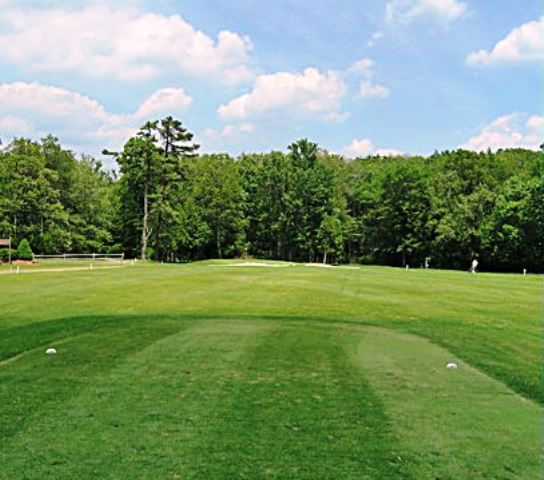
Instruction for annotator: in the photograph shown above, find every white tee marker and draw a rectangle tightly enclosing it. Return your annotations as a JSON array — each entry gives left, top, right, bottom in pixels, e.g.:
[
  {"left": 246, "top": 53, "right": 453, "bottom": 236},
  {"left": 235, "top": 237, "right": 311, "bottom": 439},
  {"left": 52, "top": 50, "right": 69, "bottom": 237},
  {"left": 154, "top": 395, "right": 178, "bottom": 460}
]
[
  {"left": 446, "top": 362, "right": 458, "bottom": 369},
  {"left": 46, "top": 348, "right": 57, "bottom": 356}
]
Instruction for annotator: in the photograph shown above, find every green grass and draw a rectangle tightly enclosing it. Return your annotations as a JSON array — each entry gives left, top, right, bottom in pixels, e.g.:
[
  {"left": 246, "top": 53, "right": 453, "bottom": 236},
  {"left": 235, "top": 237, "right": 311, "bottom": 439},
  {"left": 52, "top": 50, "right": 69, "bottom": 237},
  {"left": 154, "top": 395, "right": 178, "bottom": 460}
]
[{"left": 0, "top": 261, "right": 541, "bottom": 479}]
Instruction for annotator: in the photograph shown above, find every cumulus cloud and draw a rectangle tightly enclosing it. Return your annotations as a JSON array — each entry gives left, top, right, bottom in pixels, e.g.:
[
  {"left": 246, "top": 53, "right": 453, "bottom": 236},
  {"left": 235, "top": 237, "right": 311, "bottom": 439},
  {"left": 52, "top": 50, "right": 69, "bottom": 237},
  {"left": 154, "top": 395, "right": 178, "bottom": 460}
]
[
  {"left": 0, "top": 4, "right": 254, "bottom": 84},
  {"left": 342, "top": 138, "right": 402, "bottom": 158},
  {"left": 459, "top": 113, "right": 544, "bottom": 151},
  {"left": 216, "top": 58, "right": 389, "bottom": 124},
  {"left": 466, "top": 18, "right": 543, "bottom": 66},
  {"left": 0, "top": 82, "right": 192, "bottom": 154},
  {"left": 359, "top": 82, "right": 390, "bottom": 99},
  {"left": 133, "top": 88, "right": 192, "bottom": 120},
  {"left": 385, "top": 0, "right": 466, "bottom": 25},
  {"left": 202, "top": 123, "right": 255, "bottom": 141},
  {"left": 0, "top": 115, "right": 30, "bottom": 135},
  {"left": 348, "top": 58, "right": 390, "bottom": 99},
  {"left": 217, "top": 67, "right": 347, "bottom": 121},
  {"left": 348, "top": 58, "right": 376, "bottom": 76}
]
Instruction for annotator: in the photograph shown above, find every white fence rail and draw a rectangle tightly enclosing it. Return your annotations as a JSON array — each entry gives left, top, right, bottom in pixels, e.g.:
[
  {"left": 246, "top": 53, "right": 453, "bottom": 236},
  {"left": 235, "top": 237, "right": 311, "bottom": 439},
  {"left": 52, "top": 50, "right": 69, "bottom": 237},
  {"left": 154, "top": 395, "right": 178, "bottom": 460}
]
[{"left": 33, "top": 253, "right": 125, "bottom": 261}]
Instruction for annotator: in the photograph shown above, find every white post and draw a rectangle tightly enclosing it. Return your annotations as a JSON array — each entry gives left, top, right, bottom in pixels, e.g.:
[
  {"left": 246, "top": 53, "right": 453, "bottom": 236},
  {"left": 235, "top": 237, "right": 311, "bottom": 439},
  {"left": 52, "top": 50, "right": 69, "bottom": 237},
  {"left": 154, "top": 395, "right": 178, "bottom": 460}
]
[
  {"left": 523, "top": 268, "right": 527, "bottom": 276},
  {"left": 405, "top": 264, "right": 409, "bottom": 270},
  {"left": 16, "top": 265, "right": 20, "bottom": 274}
]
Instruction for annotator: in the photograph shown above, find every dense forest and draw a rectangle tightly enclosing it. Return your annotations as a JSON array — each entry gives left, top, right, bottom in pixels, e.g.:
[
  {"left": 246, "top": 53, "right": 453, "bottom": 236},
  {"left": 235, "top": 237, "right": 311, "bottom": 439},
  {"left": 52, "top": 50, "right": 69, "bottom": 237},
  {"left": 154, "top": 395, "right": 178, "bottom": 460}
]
[{"left": 0, "top": 117, "right": 542, "bottom": 272}]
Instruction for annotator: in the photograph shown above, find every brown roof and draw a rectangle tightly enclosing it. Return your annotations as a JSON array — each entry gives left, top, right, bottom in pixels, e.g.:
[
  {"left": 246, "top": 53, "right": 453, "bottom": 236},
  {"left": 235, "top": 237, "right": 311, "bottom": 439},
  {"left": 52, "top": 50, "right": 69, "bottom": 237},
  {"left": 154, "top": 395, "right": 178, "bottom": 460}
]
[{"left": 0, "top": 239, "right": 11, "bottom": 248}]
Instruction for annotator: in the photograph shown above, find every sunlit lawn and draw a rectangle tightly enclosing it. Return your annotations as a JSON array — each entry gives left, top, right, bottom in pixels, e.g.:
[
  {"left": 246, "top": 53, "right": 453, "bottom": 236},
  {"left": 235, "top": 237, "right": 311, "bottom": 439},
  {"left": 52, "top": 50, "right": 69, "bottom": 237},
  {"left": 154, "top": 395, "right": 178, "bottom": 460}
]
[{"left": 0, "top": 261, "right": 540, "bottom": 479}]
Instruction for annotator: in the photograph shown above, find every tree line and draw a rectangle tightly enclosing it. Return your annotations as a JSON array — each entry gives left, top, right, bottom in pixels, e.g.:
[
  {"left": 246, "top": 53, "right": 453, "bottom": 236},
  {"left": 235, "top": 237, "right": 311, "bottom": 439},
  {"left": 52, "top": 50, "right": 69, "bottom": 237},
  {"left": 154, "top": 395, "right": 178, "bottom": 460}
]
[{"left": 1, "top": 117, "right": 542, "bottom": 272}]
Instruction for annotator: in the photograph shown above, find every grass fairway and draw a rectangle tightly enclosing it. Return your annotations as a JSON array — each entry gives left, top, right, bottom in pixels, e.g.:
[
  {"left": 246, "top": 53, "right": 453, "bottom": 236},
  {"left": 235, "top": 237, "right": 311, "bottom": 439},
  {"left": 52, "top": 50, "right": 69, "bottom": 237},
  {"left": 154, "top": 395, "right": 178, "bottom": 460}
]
[{"left": 0, "top": 261, "right": 541, "bottom": 479}]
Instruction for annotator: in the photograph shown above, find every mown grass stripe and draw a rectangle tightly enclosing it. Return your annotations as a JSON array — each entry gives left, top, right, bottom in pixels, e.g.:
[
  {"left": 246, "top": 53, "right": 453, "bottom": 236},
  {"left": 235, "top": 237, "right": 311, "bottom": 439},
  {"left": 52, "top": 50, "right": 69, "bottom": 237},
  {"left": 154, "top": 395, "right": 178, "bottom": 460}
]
[
  {"left": 350, "top": 326, "right": 541, "bottom": 479},
  {"left": 0, "top": 315, "right": 191, "bottom": 444},
  {"left": 0, "top": 320, "right": 271, "bottom": 479},
  {"left": 187, "top": 324, "right": 418, "bottom": 479}
]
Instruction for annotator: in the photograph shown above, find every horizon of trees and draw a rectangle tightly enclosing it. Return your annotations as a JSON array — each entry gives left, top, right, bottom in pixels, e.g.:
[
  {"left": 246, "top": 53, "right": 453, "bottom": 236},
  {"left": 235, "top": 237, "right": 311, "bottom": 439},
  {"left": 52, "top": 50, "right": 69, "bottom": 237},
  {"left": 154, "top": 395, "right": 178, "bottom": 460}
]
[{"left": 1, "top": 116, "right": 542, "bottom": 273}]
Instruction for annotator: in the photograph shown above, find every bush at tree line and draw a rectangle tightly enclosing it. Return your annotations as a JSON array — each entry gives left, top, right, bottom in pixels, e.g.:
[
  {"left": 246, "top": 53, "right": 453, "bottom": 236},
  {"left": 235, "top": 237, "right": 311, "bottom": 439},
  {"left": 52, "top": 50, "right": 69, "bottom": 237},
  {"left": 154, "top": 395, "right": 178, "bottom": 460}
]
[
  {"left": 0, "top": 248, "right": 15, "bottom": 263},
  {"left": 16, "top": 239, "right": 33, "bottom": 261}
]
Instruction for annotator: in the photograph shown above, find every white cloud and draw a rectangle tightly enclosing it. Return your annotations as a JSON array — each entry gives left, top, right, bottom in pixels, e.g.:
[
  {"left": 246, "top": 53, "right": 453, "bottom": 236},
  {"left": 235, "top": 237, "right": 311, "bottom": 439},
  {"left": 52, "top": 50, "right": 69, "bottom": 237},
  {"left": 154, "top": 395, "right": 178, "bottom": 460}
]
[
  {"left": 348, "top": 58, "right": 390, "bottom": 100},
  {"left": 460, "top": 113, "right": 544, "bottom": 151},
  {"left": 375, "top": 147, "right": 403, "bottom": 156},
  {"left": 133, "top": 88, "right": 192, "bottom": 120},
  {"left": 0, "top": 82, "right": 192, "bottom": 154},
  {"left": 0, "top": 4, "right": 254, "bottom": 84},
  {"left": 385, "top": 0, "right": 466, "bottom": 25},
  {"left": 198, "top": 123, "right": 257, "bottom": 154},
  {"left": 359, "top": 81, "right": 390, "bottom": 99},
  {"left": 367, "top": 31, "right": 384, "bottom": 48},
  {"left": 342, "top": 138, "right": 402, "bottom": 158},
  {"left": 216, "top": 58, "right": 389, "bottom": 123},
  {"left": 348, "top": 58, "right": 375, "bottom": 75},
  {"left": 343, "top": 138, "right": 375, "bottom": 157},
  {"left": 0, "top": 115, "right": 30, "bottom": 135},
  {"left": 466, "top": 18, "right": 543, "bottom": 66},
  {"left": 202, "top": 123, "right": 255, "bottom": 141},
  {"left": 218, "top": 67, "right": 347, "bottom": 121},
  {"left": 526, "top": 115, "right": 544, "bottom": 131}
]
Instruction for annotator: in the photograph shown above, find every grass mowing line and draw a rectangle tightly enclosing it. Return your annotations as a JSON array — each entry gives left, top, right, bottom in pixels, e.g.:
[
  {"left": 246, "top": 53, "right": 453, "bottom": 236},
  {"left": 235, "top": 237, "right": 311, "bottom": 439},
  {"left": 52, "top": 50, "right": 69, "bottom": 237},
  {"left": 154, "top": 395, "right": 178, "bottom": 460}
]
[
  {"left": 0, "top": 320, "right": 273, "bottom": 480},
  {"left": 1, "top": 312, "right": 531, "bottom": 404},
  {"left": 351, "top": 326, "right": 541, "bottom": 479},
  {"left": 0, "top": 316, "right": 192, "bottom": 445},
  {"left": 0, "top": 310, "right": 540, "bottom": 408},
  {"left": 0, "top": 350, "right": 27, "bottom": 367},
  {"left": 0, "top": 314, "right": 179, "bottom": 361},
  {"left": 189, "top": 323, "right": 418, "bottom": 479},
  {"left": 0, "top": 332, "right": 96, "bottom": 367}
]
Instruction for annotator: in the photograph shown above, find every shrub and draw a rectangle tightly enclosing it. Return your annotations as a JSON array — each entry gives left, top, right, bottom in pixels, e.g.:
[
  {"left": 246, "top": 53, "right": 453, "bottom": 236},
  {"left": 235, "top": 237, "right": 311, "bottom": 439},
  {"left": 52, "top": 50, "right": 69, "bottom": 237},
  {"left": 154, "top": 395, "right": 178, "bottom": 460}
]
[
  {"left": 16, "top": 239, "right": 34, "bottom": 261},
  {"left": 0, "top": 248, "right": 16, "bottom": 263}
]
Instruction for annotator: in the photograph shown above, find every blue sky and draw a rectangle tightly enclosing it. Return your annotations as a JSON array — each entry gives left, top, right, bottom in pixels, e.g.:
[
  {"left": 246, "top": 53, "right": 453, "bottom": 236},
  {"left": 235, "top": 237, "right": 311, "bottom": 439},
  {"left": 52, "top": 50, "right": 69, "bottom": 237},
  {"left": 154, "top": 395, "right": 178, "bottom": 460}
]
[{"left": 0, "top": 0, "right": 541, "bottom": 163}]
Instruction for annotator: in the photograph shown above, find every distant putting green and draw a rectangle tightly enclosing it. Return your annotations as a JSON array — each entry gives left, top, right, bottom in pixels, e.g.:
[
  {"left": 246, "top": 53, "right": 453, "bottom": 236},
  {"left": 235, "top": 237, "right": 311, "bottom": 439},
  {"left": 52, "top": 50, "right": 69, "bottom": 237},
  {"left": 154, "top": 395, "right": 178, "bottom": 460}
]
[{"left": 0, "top": 261, "right": 541, "bottom": 479}]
